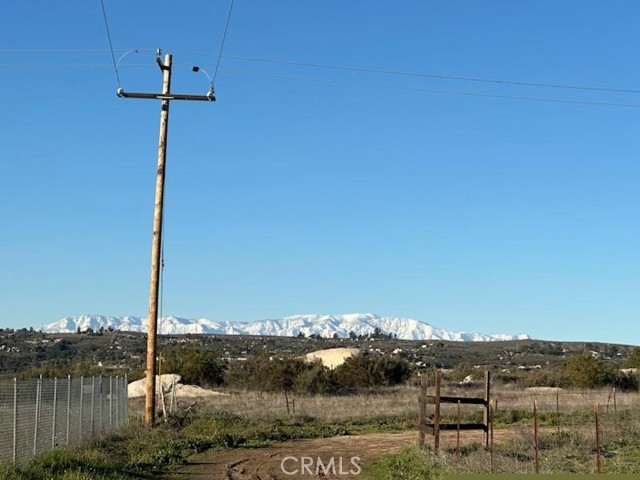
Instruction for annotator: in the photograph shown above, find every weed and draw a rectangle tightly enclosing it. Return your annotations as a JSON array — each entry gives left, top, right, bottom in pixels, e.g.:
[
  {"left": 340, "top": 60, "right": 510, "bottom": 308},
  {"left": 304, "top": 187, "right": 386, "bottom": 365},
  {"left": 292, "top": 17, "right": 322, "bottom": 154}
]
[{"left": 363, "top": 447, "right": 442, "bottom": 480}]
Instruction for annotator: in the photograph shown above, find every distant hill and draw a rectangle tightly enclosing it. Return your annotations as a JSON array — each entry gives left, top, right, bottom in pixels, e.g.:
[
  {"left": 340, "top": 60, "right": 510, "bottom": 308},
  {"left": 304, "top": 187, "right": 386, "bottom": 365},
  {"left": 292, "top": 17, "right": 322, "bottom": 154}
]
[{"left": 42, "top": 313, "right": 531, "bottom": 342}]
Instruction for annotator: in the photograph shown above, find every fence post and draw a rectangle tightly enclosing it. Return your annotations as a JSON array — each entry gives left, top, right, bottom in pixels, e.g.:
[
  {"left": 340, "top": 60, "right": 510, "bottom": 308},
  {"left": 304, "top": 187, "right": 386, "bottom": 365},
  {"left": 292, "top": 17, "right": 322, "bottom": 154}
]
[
  {"left": 122, "top": 376, "right": 126, "bottom": 425},
  {"left": 456, "top": 399, "right": 461, "bottom": 459},
  {"left": 483, "top": 371, "right": 491, "bottom": 448},
  {"left": 33, "top": 375, "right": 42, "bottom": 456},
  {"left": 99, "top": 376, "right": 103, "bottom": 435},
  {"left": 285, "top": 393, "right": 290, "bottom": 415},
  {"left": 79, "top": 376, "right": 84, "bottom": 441},
  {"left": 490, "top": 399, "right": 495, "bottom": 472},
  {"left": 124, "top": 374, "right": 128, "bottom": 424},
  {"left": 533, "top": 400, "right": 540, "bottom": 474},
  {"left": 90, "top": 377, "right": 95, "bottom": 437},
  {"left": 51, "top": 377, "right": 58, "bottom": 449},
  {"left": 66, "top": 375, "right": 71, "bottom": 446},
  {"left": 594, "top": 402, "right": 602, "bottom": 474},
  {"left": 12, "top": 378, "right": 17, "bottom": 463},
  {"left": 434, "top": 370, "right": 442, "bottom": 455},
  {"left": 556, "top": 388, "right": 560, "bottom": 433},
  {"left": 418, "top": 375, "right": 426, "bottom": 449},
  {"left": 115, "top": 376, "right": 120, "bottom": 426},
  {"left": 613, "top": 387, "right": 617, "bottom": 427},
  {"left": 109, "top": 376, "right": 113, "bottom": 428}
]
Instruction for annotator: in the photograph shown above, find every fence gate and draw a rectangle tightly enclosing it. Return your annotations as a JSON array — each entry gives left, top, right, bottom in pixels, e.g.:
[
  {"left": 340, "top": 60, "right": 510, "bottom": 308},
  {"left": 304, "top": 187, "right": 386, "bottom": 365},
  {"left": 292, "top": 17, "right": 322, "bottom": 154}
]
[{"left": 418, "top": 370, "right": 491, "bottom": 453}]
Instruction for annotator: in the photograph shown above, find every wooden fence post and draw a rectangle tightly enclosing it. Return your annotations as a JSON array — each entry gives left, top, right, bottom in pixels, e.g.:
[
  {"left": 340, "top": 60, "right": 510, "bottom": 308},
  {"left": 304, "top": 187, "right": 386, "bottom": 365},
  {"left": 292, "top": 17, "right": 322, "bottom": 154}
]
[
  {"left": 434, "top": 371, "right": 442, "bottom": 454},
  {"left": 489, "top": 399, "right": 495, "bottom": 472},
  {"left": 594, "top": 402, "right": 602, "bottom": 474},
  {"left": 533, "top": 400, "right": 540, "bottom": 474},
  {"left": 556, "top": 388, "right": 560, "bottom": 433},
  {"left": 417, "top": 370, "right": 491, "bottom": 456},
  {"left": 483, "top": 371, "right": 491, "bottom": 448},
  {"left": 418, "top": 375, "right": 426, "bottom": 449},
  {"left": 613, "top": 387, "right": 617, "bottom": 427},
  {"left": 456, "top": 399, "right": 461, "bottom": 459}
]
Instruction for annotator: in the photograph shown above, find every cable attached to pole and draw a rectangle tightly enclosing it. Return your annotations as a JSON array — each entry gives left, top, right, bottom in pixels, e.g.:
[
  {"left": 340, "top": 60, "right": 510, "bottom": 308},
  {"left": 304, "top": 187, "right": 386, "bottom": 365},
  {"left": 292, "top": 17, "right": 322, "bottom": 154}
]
[
  {"left": 98, "top": 0, "right": 122, "bottom": 88},
  {"left": 212, "top": 0, "right": 236, "bottom": 84}
]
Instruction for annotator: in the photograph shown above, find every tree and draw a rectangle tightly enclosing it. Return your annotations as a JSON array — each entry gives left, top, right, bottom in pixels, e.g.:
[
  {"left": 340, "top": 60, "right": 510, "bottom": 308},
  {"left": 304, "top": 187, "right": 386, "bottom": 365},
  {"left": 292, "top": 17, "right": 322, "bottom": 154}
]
[
  {"left": 334, "top": 354, "right": 411, "bottom": 388},
  {"left": 564, "top": 352, "right": 615, "bottom": 388},
  {"left": 623, "top": 348, "right": 640, "bottom": 369},
  {"left": 293, "top": 360, "right": 336, "bottom": 394},
  {"left": 225, "top": 353, "right": 317, "bottom": 392},
  {"left": 161, "top": 345, "right": 226, "bottom": 387}
]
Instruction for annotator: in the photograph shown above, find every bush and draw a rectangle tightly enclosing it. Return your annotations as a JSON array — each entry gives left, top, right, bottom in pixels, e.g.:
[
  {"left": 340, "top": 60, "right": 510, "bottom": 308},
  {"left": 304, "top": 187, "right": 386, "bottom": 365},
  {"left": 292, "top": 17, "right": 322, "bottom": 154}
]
[
  {"left": 563, "top": 352, "right": 616, "bottom": 388},
  {"left": 293, "top": 360, "right": 337, "bottom": 394},
  {"left": 225, "top": 353, "right": 329, "bottom": 393},
  {"left": 160, "top": 344, "right": 225, "bottom": 387},
  {"left": 614, "top": 371, "right": 639, "bottom": 391},
  {"left": 623, "top": 348, "right": 640, "bottom": 369},
  {"left": 518, "top": 369, "right": 573, "bottom": 388},
  {"left": 224, "top": 352, "right": 412, "bottom": 393},
  {"left": 334, "top": 354, "right": 411, "bottom": 388}
]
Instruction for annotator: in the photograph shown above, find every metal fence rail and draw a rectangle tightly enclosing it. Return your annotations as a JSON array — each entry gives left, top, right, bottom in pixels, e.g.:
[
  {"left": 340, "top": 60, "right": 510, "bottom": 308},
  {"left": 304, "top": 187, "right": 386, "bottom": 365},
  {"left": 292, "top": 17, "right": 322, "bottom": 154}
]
[{"left": 0, "top": 376, "right": 128, "bottom": 464}]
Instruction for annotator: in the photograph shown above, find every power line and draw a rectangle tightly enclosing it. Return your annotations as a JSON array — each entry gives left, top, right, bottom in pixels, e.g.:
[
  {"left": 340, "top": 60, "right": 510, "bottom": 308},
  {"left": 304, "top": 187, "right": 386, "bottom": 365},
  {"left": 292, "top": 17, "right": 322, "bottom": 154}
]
[
  {"left": 0, "top": 63, "right": 150, "bottom": 68},
  {"left": 98, "top": 0, "right": 122, "bottom": 88},
  {"left": 169, "top": 50, "right": 640, "bottom": 95},
  {"left": 2, "top": 57, "right": 640, "bottom": 107},
  {"left": 212, "top": 0, "right": 236, "bottom": 84},
  {"left": 0, "top": 48, "right": 147, "bottom": 53},
  {"left": 222, "top": 55, "right": 640, "bottom": 95},
  {"left": 222, "top": 69, "right": 640, "bottom": 108},
  {"left": 1, "top": 61, "right": 640, "bottom": 107},
  {"left": 3, "top": 47, "right": 640, "bottom": 96}
]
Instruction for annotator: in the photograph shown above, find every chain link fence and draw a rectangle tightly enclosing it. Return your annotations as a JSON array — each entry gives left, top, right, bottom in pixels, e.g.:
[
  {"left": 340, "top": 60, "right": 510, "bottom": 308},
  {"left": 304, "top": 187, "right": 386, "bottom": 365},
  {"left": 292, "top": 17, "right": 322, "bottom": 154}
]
[{"left": 0, "top": 376, "right": 128, "bottom": 464}]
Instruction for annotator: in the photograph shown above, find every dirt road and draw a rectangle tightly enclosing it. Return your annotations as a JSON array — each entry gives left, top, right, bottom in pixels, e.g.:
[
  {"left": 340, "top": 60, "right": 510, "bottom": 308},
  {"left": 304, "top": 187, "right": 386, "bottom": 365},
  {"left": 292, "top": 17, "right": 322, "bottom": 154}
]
[{"left": 166, "top": 429, "right": 507, "bottom": 479}]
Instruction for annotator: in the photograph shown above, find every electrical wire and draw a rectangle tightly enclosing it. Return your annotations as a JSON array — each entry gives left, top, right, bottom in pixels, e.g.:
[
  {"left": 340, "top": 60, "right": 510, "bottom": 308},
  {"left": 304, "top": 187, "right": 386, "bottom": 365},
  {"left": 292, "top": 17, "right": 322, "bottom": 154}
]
[
  {"left": 222, "top": 55, "right": 640, "bottom": 95},
  {"left": 0, "top": 48, "right": 127, "bottom": 53},
  {"left": 0, "top": 63, "right": 151, "bottom": 68},
  {"left": 98, "top": 0, "right": 122, "bottom": 88},
  {"left": 168, "top": 50, "right": 640, "bottom": 95},
  {"left": 222, "top": 68, "right": 640, "bottom": 108},
  {"left": 3, "top": 46, "right": 640, "bottom": 96},
  {"left": 212, "top": 0, "right": 236, "bottom": 83},
  {"left": 2, "top": 54, "right": 640, "bottom": 107}
]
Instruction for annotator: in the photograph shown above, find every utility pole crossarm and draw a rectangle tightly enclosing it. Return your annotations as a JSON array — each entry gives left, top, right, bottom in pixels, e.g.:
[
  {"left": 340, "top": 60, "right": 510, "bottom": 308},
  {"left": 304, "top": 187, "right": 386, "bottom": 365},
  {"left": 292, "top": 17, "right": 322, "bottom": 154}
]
[{"left": 117, "top": 88, "right": 215, "bottom": 101}]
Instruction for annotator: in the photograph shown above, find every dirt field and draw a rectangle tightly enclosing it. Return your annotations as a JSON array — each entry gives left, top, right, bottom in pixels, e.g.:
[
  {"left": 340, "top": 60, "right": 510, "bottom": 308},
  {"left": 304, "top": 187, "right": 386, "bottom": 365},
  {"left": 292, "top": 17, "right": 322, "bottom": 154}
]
[{"left": 166, "top": 429, "right": 516, "bottom": 479}]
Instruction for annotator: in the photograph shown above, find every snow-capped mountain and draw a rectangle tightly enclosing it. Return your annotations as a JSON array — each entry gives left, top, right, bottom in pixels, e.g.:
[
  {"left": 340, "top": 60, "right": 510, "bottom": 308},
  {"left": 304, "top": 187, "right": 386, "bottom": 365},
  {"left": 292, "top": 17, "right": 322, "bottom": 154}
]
[{"left": 42, "top": 313, "right": 531, "bottom": 342}]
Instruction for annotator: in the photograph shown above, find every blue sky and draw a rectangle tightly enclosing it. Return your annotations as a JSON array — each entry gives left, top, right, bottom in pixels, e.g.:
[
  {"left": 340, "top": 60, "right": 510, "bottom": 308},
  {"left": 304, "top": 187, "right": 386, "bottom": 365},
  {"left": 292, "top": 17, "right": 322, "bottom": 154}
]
[{"left": 1, "top": 1, "right": 638, "bottom": 344}]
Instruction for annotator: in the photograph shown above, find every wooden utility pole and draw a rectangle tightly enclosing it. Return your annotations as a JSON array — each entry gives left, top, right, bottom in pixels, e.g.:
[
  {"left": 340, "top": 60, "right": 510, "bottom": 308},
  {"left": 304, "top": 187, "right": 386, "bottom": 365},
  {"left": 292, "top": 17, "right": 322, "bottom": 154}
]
[{"left": 117, "top": 51, "right": 214, "bottom": 427}]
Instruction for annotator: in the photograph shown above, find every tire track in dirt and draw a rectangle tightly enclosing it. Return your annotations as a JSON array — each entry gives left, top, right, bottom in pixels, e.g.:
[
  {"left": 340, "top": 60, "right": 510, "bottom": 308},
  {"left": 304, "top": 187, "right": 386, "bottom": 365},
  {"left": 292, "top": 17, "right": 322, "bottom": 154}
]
[{"left": 166, "top": 429, "right": 522, "bottom": 479}]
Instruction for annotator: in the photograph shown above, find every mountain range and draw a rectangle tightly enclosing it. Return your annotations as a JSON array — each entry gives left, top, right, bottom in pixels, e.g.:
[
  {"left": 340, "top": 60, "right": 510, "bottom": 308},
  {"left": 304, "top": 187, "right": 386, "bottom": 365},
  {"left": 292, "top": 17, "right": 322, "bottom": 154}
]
[{"left": 42, "top": 313, "right": 531, "bottom": 342}]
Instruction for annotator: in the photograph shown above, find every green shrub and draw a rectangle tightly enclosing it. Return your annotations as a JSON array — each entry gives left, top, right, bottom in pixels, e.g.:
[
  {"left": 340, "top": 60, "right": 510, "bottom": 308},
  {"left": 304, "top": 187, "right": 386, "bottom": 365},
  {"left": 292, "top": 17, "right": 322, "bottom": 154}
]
[
  {"left": 364, "top": 447, "right": 441, "bottom": 480},
  {"left": 160, "top": 344, "right": 225, "bottom": 387},
  {"left": 563, "top": 352, "right": 616, "bottom": 388},
  {"left": 334, "top": 354, "right": 411, "bottom": 388}
]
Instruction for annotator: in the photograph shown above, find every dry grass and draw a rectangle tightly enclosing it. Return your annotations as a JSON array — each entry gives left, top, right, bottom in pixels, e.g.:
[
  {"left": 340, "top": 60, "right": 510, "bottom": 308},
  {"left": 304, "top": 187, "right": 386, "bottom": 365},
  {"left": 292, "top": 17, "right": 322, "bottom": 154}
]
[
  {"left": 130, "top": 381, "right": 640, "bottom": 425},
  {"left": 173, "top": 387, "right": 418, "bottom": 422},
  {"left": 493, "top": 384, "right": 639, "bottom": 412}
]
